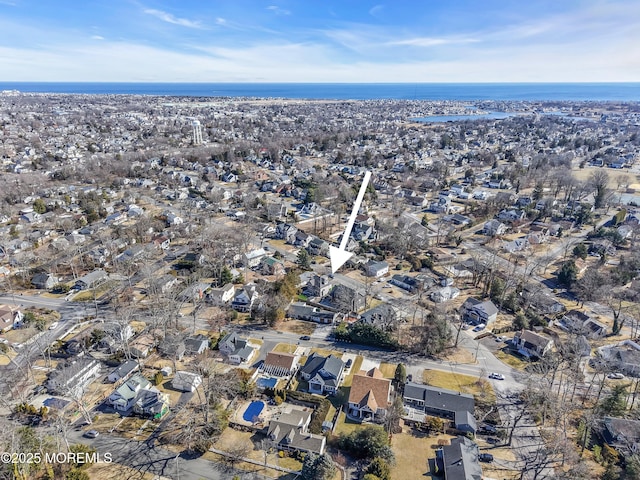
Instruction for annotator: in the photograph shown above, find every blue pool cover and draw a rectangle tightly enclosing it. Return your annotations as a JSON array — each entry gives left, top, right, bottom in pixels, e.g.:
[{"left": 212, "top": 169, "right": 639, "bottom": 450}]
[{"left": 243, "top": 401, "right": 265, "bottom": 422}]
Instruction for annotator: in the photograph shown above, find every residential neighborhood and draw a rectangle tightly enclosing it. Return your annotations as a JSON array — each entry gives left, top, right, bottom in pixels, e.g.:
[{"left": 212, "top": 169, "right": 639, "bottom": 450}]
[{"left": 1, "top": 90, "right": 640, "bottom": 480}]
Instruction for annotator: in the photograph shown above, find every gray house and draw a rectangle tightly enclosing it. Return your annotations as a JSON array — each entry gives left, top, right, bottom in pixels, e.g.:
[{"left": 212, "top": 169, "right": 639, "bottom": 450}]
[
  {"left": 31, "top": 273, "right": 58, "bottom": 290},
  {"left": 403, "top": 383, "right": 477, "bottom": 433},
  {"left": 436, "top": 437, "right": 482, "bottom": 480},
  {"left": 461, "top": 298, "right": 498, "bottom": 326},
  {"left": 299, "top": 353, "right": 345, "bottom": 395},
  {"left": 267, "top": 409, "right": 326, "bottom": 455}
]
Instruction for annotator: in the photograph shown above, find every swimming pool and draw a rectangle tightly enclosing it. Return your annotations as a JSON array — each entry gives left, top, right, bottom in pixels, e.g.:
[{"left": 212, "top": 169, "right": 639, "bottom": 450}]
[
  {"left": 243, "top": 401, "right": 265, "bottom": 422},
  {"left": 256, "top": 377, "right": 278, "bottom": 389}
]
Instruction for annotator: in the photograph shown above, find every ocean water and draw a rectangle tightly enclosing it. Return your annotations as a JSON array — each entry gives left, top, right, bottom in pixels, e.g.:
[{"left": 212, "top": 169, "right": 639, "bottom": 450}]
[{"left": 1, "top": 82, "right": 639, "bottom": 101}]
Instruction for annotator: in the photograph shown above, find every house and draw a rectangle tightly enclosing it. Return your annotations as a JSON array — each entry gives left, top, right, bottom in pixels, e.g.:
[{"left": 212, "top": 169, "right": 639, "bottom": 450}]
[
  {"left": 513, "top": 330, "right": 554, "bottom": 359},
  {"left": 360, "top": 304, "right": 397, "bottom": 331},
  {"left": 207, "top": 283, "right": 235, "bottom": 305},
  {"left": 218, "top": 332, "right": 257, "bottom": 364},
  {"left": 148, "top": 275, "right": 179, "bottom": 295},
  {"left": 299, "top": 353, "right": 345, "bottom": 395},
  {"left": 287, "top": 302, "right": 338, "bottom": 324},
  {"left": 503, "top": 237, "right": 529, "bottom": 253},
  {"left": 294, "top": 230, "right": 313, "bottom": 248},
  {"left": 152, "top": 235, "right": 171, "bottom": 250},
  {"left": 108, "top": 374, "right": 152, "bottom": 411},
  {"left": 597, "top": 340, "right": 640, "bottom": 377},
  {"left": 364, "top": 260, "right": 389, "bottom": 278},
  {"left": 483, "top": 219, "right": 507, "bottom": 236},
  {"left": 307, "top": 237, "right": 329, "bottom": 256},
  {"left": 436, "top": 437, "right": 483, "bottom": 480},
  {"left": 129, "top": 334, "right": 156, "bottom": 358},
  {"left": 184, "top": 334, "right": 209, "bottom": 355},
  {"left": 328, "top": 284, "right": 366, "bottom": 312},
  {"left": 267, "top": 408, "right": 326, "bottom": 455},
  {"left": 559, "top": 310, "right": 609, "bottom": 338},
  {"left": 403, "top": 383, "right": 477, "bottom": 433},
  {"left": 31, "top": 273, "right": 58, "bottom": 290},
  {"left": 430, "top": 286, "right": 460, "bottom": 303},
  {"left": 177, "top": 282, "right": 209, "bottom": 302},
  {"left": 133, "top": 387, "right": 170, "bottom": 419},
  {"left": 47, "top": 357, "right": 102, "bottom": 397},
  {"left": 601, "top": 416, "right": 640, "bottom": 456},
  {"left": 75, "top": 269, "right": 108, "bottom": 290},
  {"left": 0, "top": 304, "right": 23, "bottom": 333},
  {"left": 263, "top": 352, "right": 299, "bottom": 377},
  {"left": 259, "top": 256, "right": 286, "bottom": 276},
  {"left": 347, "top": 367, "right": 391, "bottom": 420},
  {"left": 157, "top": 335, "right": 186, "bottom": 361},
  {"left": 461, "top": 298, "right": 498, "bottom": 325},
  {"left": 107, "top": 360, "right": 139, "bottom": 383},
  {"left": 275, "top": 223, "right": 298, "bottom": 244},
  {"left": 244, "top": 248, "right": 268, "bottom": 268},
  {"left": 308, "top": 274, "right": 332, "bottom": 298},
  {"left": 172, "top": 371, "right": 203, "bottom": 392},
  {"left": 232, "top": 287, "right": 257, "bottom": 313}
]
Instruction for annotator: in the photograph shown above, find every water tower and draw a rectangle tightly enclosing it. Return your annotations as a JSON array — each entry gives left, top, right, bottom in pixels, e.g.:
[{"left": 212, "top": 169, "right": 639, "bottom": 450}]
[{"left": 192, "top": 120, "right": 203, "bottom": 145}]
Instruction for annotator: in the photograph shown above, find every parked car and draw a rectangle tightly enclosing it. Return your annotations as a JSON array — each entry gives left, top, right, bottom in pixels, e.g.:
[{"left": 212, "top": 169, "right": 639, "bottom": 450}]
[
  {"left": 472, "top": 323, "right": 486, "bottom": 332},
  {"left": 489, "top": 372, "right": 505, "bottom": 380},
  {"left": 607, "top": 372, "right": 625, "bottom": 379},
  {"left": 84, "top": 430, "right": 99, "bottom": 438},
  {"left": 480, "top": 424, "right": 497, "bottom": 434},
  {"left": 486, "top": 437, "right": 500, "bottom": 445},
  {"left": 48, "top": 322, "right": 59, "bottom": 330},
  {"left": 345, "top": 359, "right": 353, "bottom": 369},
  {"left": 494, "top": 335, "right": 506, "bottom": 342},
  {"left": 479, "top": 453, "right": 494, "bottom": 463}
]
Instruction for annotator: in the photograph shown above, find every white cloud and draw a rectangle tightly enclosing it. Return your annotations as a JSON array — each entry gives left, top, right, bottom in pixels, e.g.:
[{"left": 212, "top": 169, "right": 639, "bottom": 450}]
[
  {"left": 389, "top": 37, "right": 479, "bottom": 47},
  {"left": 143, "top": 8, "right": 204, "bottom": 29},
  {"left": 267, "top": 5, "right": 291, "bottom": 16},
  {"left": 91, "top": 35, "right": 104, "bottom": 40},
  {"left": 369, "top": 5, "right": 384, "bottom": 17}
]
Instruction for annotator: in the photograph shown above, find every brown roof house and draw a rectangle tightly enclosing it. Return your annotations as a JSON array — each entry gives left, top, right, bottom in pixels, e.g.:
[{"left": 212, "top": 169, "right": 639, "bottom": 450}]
[
  {"left": 262, "top": 351, "right": 299, "bottom": 377},
  {"left": 513, "top": 330, "right": 554, "bottom": 359},
  {"left": 348, "top": 367, "right": 391, "bottom": 420}
]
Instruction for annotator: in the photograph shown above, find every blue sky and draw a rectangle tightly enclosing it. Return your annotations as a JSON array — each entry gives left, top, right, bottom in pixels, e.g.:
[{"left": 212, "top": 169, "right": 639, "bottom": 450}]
[{"left": 0, "top": 0, "right": 638, "bottom": 82}]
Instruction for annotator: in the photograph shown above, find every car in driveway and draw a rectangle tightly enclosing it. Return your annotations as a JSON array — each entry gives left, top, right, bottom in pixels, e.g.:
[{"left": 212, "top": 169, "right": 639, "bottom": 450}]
[
  {"left": 84, "top": 430, "right": 99, "bottom": 438},
  {"left": 479, "top": 424, "right": 497, "bottom": 434},
  {"left": 472, "top": 323, "right": 486, "bottom": 332},
  {"left": 488, "top": 372, "right": 505, "bottom": 380},
  {"left": 607, "top": 372, "right": 625, "bottom": 379},
  {"left": 479, "top": 453, "right": 494, "bottom": 463}
]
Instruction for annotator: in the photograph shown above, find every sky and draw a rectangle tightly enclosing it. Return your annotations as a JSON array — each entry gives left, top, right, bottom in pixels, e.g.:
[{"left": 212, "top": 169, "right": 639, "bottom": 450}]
[{"left": 0, "top": 0, "right": 639, "bottom": 83}]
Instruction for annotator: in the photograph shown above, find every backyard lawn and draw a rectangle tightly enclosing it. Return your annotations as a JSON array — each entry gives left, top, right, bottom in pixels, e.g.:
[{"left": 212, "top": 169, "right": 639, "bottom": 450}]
[
  {"left": 390, "top": 427, "right": 454, "bottom": 480},
  {"left": 378, "top": 362, "right": 397, "bottom": 379}
]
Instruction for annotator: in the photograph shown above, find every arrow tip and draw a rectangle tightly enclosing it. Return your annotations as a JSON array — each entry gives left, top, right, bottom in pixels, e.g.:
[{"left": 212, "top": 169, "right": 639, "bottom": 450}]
[{"left": 329, "top": 245, "right": 353, "bottom": 274}]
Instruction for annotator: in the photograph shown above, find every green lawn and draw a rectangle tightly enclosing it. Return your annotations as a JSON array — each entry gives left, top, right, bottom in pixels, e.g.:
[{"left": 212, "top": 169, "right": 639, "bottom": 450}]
[
  {"left": 333, "top": 411, "right": 361, "bottom": 436},
  {"left": 342, "top": 356, "right": 363, "bottom": 387}
]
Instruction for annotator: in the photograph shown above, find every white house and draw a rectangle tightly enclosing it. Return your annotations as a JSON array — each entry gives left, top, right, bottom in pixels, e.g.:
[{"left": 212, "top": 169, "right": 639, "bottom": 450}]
[
  {"left": 172, "top": 371, "right": 203, "bottom": 392},
  {"left": 364, "top": 260, "right": 389, "bottom": 278}
]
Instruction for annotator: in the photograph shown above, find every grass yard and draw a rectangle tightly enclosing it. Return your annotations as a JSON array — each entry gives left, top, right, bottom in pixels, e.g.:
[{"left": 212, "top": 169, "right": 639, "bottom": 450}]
[
  {"left": 391, "top": 428, "right": 454, "bottom": 480},
  {"left": 212, "top": 428, "right": 303, "bottom": 476},
  {"left": 85, "top": 462, "right": 157, "bottom": 480},
  {"left": 341, "top": 356, "right": 363, "bottom": 387},
  {"left": 494, "top": 348, "right": 530, "bottom": 370},
  {"left": 422, "top": 369, "right": 493, "bottom": 399},
  {"left": 272, "top": 343, "right": 299, "bottom": 354},
  {"left": 276, "top": 319, "right": 316, "bottom": 335},
  {"left": 0, "top": 349, "right": 17, "bottom": 366},
  {"left": 378, "top": 362, "right": 397, "bottom": 379},
  {"left": 333, "top": 411, "right": 361, "bottom": 436}
]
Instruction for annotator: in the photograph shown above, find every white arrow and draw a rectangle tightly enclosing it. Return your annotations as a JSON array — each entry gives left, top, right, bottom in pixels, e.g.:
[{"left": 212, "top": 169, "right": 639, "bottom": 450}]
[{"left": 329, "top": 171, "right": 372, "bottom": 273}]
